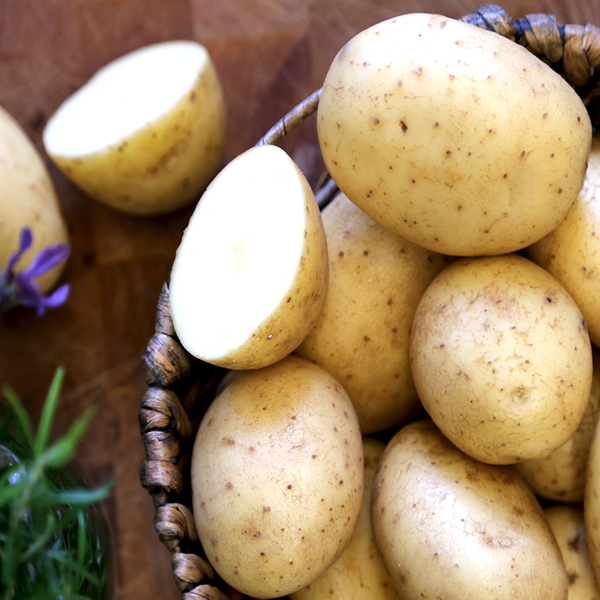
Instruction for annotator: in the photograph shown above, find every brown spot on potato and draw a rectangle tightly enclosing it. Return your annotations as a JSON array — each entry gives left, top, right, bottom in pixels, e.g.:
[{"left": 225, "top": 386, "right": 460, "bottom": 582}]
[{"left": 568, "top": 534, "right": 581, "bottom": 552}]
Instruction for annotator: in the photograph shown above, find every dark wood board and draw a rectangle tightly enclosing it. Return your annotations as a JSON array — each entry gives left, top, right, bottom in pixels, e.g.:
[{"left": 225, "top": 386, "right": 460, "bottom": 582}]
[{"left": 1, "top": 1, "right": 599, "bottom": 598}]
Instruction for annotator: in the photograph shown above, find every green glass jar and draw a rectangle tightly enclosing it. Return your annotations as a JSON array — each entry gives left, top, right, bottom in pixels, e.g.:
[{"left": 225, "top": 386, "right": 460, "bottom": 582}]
[{"left": 0, "top": 434, "right": 113, "bottom": 600}]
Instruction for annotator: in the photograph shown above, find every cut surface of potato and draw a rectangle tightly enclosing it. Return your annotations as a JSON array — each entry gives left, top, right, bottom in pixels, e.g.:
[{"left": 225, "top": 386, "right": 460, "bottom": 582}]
[
  {"left": 170, "top": 144, "right": 328, "bottom": 369},
  {"left": 43, "top": 40, "right": 226, "bottom": 216}
]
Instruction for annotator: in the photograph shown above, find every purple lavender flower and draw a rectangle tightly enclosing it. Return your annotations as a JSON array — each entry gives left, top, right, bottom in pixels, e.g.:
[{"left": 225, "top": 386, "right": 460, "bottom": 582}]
[{"left": 0, "top": 228, "right": 70, "bottom": 316}]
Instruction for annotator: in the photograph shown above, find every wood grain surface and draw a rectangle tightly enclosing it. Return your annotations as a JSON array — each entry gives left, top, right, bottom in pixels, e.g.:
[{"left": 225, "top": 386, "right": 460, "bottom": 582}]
[{"left": 1, "top": 1, "right": 599, "bottom": 599}]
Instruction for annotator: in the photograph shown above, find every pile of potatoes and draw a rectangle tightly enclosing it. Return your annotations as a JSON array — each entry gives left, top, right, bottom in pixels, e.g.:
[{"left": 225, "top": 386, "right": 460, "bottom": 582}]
[{"left": 168, "top": 11, "right": 600, "bottom": 600}]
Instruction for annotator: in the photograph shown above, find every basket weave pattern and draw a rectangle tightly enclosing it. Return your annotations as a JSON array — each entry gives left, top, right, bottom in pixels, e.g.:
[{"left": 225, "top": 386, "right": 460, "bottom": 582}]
[{"left": 139, "top": 6, "right": 600, "bottom": 599}]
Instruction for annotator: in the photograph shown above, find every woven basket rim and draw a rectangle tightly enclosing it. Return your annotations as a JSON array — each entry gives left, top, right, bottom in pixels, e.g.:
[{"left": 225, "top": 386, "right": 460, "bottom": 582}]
[{"left": 139, "top": 6, "right": 600, "bottom": 599}]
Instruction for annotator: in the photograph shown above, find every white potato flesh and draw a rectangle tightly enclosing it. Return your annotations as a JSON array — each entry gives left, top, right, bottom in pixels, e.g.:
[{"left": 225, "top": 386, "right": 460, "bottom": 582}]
[
  {"left": 44, "top": 41, "right": 209, "bottom": 156},
  {"left": 170, "top": 144, "right": 328, "bottom": 369}
]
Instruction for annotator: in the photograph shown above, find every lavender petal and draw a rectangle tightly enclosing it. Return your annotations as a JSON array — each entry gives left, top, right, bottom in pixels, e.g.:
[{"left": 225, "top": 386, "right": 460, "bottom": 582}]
[
  {"left": 21, "top": 243, "right": 70, "bottom": 280},
  {"left": 15, "top": 276, "right": 45, "bottom": 314},
  {"left": 42, "top": 283, "right": 70, "bottom": 309},
  {"left": 6, "top": 228, "right": 33, "bottom": 273}
]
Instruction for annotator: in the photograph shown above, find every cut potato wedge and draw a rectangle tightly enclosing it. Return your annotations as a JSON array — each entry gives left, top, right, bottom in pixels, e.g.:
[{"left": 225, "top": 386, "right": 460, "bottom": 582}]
[
  {"left": 169, "top": 144, "right": 328, "bottom": 369},
  {"left": 43, "top": 40, "right": 226, "bottom": 216}
]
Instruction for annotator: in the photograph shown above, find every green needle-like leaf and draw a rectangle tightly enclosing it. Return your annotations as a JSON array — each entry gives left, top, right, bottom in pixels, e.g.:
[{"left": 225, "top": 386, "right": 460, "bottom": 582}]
[
  {"left": 31, "top": 481, "right": 114, "bottom": 507},
  {"left": 1, "top": 369, "right": 111, "bottom": 598},
  {"left": 2, "top": 386, "right": 34, "bottom": 447},
  {"left": 38, "top": 408, "right": 94, "bottom": 468},
  {"left": 33, "top": 367, "right": 65, "bottom": 457},
  {"left": 46, "top": 548, "right": 101, "bottom": 585}
]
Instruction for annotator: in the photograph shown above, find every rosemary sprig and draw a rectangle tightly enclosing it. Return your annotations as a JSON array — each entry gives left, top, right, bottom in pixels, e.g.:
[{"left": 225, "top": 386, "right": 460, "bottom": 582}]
[{"left": 0, "top": 368, "right": 114, "bottom": 600}]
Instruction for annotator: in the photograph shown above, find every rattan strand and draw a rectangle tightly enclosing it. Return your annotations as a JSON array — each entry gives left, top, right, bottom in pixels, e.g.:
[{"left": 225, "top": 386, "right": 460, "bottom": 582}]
[{"left": 139, "top": 7, "right": 600, "bottom": 599}]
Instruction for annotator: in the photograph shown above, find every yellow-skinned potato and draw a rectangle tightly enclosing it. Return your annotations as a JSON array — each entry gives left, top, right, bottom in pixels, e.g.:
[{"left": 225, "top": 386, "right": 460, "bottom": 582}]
[
  {"left": 514, "top": 354, "right": 600, "bottom": 502},
  {"left": 170, "top": 145, "right": 328, "bottom": 370},
  {"left": 0, "top": 105, "right": 68, "bottom": 293},
  {"left": 43, "top": 41, "right": 225, "bottom": 216},
  {"left": 545, "top": 506, "right": 600, "bottom": 600},
  {"left": 410, "top": 254, "right": 593, "bottom": 465},
  {"left": 295, "top": 192, "right": 449, "bottom": 434},
  {"left": 527, "top": 137, "right": 600, "bottom": 347},
  {"left": 584, "top": 401, "right": 600, "bottom": 585},
  {"left": 371, "top": 420, "right": 568, "bottom": 600},
  {"left": 191, "top": 356, "right": 363, "bottom": 599},
  {"left": 290, "top": 438, "right": 400, "bottom": 600},
  {"left": 318, "top": 13, "right": 591, "bottom": 256}
]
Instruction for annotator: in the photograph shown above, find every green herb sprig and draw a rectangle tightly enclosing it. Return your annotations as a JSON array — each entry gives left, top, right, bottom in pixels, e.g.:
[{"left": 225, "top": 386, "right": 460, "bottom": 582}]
[{"left": 0, "top": 368, "right": 114, "bottom": 600}]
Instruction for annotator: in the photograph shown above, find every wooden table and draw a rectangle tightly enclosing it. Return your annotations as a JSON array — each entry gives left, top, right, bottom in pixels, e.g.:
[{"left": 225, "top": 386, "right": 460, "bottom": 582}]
[{"left": 1, "top": 1, "right": 599, "bottom": 598}]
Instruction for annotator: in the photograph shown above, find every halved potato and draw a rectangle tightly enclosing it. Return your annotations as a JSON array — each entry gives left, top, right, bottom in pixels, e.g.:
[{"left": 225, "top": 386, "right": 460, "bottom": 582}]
[
  {"left": 169, "top": 144, "right": 328, "bottom": 370},
  {"left": 43, "top": 40, "right": 226, "bottom": 216}
]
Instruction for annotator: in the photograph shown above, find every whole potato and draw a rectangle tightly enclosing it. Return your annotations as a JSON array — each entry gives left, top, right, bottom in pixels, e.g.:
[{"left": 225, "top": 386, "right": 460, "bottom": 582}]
[
  {"left": 514, "top": 353, "right": 600, "bottom": 502},
  {"left": 44, "top": 40, "right": 226, "bottom": 216},
  {"left": 371, "top": 419, "right": 568, "bottom": 600},
  {"left": 527, "top": 136, "right": 600, "bottom": 347},
  {"left": 318, "top": 13, "right": 591, "bottom": 256},
  {"left": 583, "top": 401, "right": 600, "bottom": 585},
  {"left": 545, "top": 506, "right": 600, "bottom": 600},
  {"left": 290, "top": 438, "right": 400, "bottom": 600},
  {"left": 295, "top": 192, "right": 449, "bottom": 434},
  {"left": 191, "top": 355, "right": 363, "bottom": 598},
  {"left": 0, "top": 105, "right": 68, "bottom": 293},
  {"left": 410, "top": 254, "right": 592, "bottom": 465}
]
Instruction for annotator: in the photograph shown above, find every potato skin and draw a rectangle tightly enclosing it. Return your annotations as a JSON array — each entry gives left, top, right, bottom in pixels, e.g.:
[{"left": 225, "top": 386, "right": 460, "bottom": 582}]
[
  {"left": 318, "top": 13, "right": 591, "bottom": 256},
  {"left": 545, "top": 506, "right": 600, "bottom": 600},
  {"left": 47, "top": 49, "right": 226, "bottom": 216},
  {"left": 584, "top": 403, "right": 600, "bottom": 586},
  {"left": 527, "top": 136, "right": 600, "bottom": 347},
  {"left": 295, "top": 192, "right": 448, "bottom": 434},
  {"left": 410, "top": 254, "right": 592, "bottom": 465},
  {"left": 191, "top": 356, "right": 364, "bottom": 598},
  {"left": 0, "top": 105, "right": 68, "bottom": 293},
  {"left": 371, "top": 419, "right": 568, "bottom": 600},
  {"left": 290, "top": 438, "right": 400, "bottom": 600},
  {"left": 514, "top": 355, "right": 600, "bottom": 502}
]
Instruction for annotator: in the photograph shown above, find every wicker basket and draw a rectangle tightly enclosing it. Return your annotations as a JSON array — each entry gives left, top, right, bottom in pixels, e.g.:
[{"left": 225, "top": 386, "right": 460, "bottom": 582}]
[{"left": 139, "top": 6, "right": 600, "bottom": 599}]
